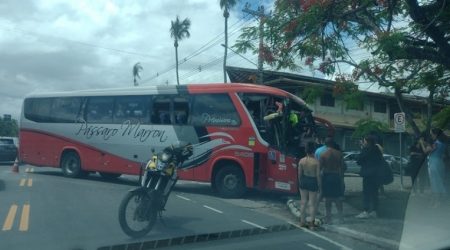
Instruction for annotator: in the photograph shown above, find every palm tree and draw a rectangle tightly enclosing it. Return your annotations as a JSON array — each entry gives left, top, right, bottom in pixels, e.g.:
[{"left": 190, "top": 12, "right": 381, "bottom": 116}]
[
  {"left": 170, "top": 16, "right": 191, "bottom": 85},
  {"left": 220, "top": 0, "right": 236, "bottom": 83},
  {"left": 132, "top": 62, "right": 143, "bottom": 86}
]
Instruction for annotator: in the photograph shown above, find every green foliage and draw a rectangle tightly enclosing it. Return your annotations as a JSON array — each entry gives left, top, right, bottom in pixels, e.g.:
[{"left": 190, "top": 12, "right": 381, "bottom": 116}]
[
  {"left": 433, "top": 106, "right": 450, "bottom": 130},
  {"left": 300, "top": 86, "right": 323, "bottom": 104},
  {"left": 352, "top": 119, "right": 389, "bottom": 139},
  {"left": 0, "top": 117, "right": 18, "bottom": 137},
  {"left": 170, "top": 16, "right": 191, "bottom": 44},
  {"left": 333, "top": 75, "right": 364, "bottom": 110},
  {"left": 234, "top": 0, "right": 450, "bottom": 136}
]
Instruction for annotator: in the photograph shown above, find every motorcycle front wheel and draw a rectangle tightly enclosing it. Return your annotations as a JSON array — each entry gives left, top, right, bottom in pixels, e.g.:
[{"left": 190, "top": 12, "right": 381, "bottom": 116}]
[{"left": 118, "top": 190, "right": 158, "bottom": 238}]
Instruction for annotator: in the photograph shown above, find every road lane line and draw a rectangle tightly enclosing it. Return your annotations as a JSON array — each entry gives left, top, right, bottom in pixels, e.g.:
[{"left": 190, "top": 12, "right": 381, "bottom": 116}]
[
  {"left": 307, "top": 243, "right": 325, "bottom": 250},
  {"left": 19, "top": 179, "right": 26, "bottom": 186},
  {"left": 203, "top": 205, "right": 223, "bottom": 214},
  {"left": 241, "top": 219, "right": 267, "bottom": 230},
  {"left": 19, "top": 204, "right": 30, "bottom": 231},
  {"left": 27, "top": 178, "right": 33, "bottom": 187},
  {"left": 288, "top": 222, "right": 352, "bottom": 250},
  {"left": 176, "top": 195, "right": 191, "bottom": 201},
  {"left": 2, "top": 205, "right": 18, "bottom": 231}
]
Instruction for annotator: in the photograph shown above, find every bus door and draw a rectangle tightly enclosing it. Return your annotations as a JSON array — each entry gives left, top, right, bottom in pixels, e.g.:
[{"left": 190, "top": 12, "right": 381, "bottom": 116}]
[{"left": 261, "top": 97, "right": 299, "bottom": 193}]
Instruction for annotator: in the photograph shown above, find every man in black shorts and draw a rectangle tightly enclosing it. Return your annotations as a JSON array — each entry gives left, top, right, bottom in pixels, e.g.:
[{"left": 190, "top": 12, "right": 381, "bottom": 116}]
[{"left": 319, "top": 138, "right": 345, "bottom": 224}]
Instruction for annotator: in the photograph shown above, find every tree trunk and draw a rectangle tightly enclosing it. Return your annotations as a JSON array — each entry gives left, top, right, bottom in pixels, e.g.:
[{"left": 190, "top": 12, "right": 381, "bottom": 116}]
[
  {"left": 426, "top": 86, "right": 436, "bottom": 134},
  {"left": 394, "top": 87, "right": 421, "bottom": 136},
  {"left": 224, "top": 15, "right": 228, "bottom": 83},
  {"left": 175, "top": 42, "right": 179, "bottom": 86}
]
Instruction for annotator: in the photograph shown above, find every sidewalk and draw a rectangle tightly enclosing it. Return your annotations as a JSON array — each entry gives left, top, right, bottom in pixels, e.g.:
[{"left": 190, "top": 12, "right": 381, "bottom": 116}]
[{"left": 288, "top": 175, "right": 412, "bottom": 249}]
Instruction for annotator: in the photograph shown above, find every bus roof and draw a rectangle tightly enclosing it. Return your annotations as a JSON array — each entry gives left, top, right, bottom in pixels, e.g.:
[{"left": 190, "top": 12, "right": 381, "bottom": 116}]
[{"left": 24, "top": 83, "right": 309, "bottom": 109}]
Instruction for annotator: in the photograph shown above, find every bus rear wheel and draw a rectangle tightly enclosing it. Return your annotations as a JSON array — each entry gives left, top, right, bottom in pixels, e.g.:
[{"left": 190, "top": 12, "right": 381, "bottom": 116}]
[
  {"left": 99, "top": 172, "right": 122, "bottom": 180},
  {"left": 214, "top": 166, "right": 246, "bottom": 198},
  {"left": 61, "top": 152, "right": 82, "bottom": 178}
]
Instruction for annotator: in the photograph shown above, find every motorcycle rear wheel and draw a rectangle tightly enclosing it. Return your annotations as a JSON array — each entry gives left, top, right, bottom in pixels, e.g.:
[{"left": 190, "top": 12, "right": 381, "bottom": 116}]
[{"left": 118, "top": 190, "right": 158, "bottom": 238}]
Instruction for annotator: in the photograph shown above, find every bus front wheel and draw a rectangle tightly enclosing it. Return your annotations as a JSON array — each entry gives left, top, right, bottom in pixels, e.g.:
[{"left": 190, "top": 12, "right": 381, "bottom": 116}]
[
  {"left": 61, "top": 151, "right": 82, "bottom": 178},
  {"left": 214, "top": 166, "right": 246, "bottom": 198}
]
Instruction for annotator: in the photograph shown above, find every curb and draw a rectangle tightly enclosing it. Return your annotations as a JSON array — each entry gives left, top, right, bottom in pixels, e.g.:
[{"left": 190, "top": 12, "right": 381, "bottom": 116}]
[
  {"left": 286, "top": 199, "right": 409, "bottom": 250},
  {"left": 322, "top": 224, "right": 406, "bottom": 250}
]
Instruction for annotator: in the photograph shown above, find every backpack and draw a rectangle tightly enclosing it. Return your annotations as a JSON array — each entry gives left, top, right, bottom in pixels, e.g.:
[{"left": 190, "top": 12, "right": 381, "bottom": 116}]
[{"left": 377, "top": 158, "right": 394, "bottom": 185}]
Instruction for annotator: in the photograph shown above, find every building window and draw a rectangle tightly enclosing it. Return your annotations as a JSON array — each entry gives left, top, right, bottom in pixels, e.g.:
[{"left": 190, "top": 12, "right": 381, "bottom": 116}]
[
  {"left": 373, "top": 101, "right": 387, "bottom": 113},
  {"left": 320, "top": 93, "right": 335, "bottom": 107}
]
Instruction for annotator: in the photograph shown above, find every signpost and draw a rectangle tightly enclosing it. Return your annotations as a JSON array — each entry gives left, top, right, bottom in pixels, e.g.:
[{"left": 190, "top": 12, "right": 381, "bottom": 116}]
[{"left": 394, "top": 112, "right": 405, "bottom": 189}]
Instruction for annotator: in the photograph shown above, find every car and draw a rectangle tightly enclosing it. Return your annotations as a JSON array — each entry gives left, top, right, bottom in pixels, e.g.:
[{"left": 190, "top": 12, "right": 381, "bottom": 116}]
[
  {"left": 0, "top": 137, "right": 18, "bottom": 163},
  {"left": 343, "top": 151, "right": 361, "bottom": 174},
  {"left": 343, "top": 151, "right": 407, "bottom": 175},
  {"left": 387, "top": 155, "right": 409, "bottom": 174}
]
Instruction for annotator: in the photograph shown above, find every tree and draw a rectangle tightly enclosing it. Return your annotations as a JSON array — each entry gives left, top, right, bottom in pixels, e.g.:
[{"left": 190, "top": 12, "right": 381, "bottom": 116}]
[
  {"left": 132, "top": 62, "right": 143, "bottom": 86},
  {"left": 220, "top": 0, "right": 237, "bottom": 83},
  {"left": 352, "top": 119, "right": 389, "bottom": 139},
  {"left": 433, "top": 106, "right": 450, "bottom": 129},
  {"left": 234, "top": 0, "right": 450, "bottom": 137},
  {"left": 0, "top": 117, "right": 18, "bottom": 137},
  {"left": 170, "top": 16, "right": 191, "bottom": 86}
]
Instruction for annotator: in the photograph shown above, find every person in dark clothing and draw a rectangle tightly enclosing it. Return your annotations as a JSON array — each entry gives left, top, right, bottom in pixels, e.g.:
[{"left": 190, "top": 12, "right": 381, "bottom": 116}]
[{"left": 356, "top": 135, "right": 383, "bottom": 219}]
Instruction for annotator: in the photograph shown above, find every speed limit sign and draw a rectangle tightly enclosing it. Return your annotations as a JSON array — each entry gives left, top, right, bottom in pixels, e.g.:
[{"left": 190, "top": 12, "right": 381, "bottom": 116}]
[{"left": 394, "top": 112, "right": 405, "bottom": 133}]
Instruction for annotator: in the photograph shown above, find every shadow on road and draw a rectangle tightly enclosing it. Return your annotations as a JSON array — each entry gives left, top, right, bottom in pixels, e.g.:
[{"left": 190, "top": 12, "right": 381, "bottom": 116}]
[
  {"left": 345, "top": 190, "right": 409, "bottom": 220},
  {"left": 32, "top": 170, "right": 139, "bottom": 187},
  {"left": 174, "top": 182, "right": 289, "bottom": 205}
]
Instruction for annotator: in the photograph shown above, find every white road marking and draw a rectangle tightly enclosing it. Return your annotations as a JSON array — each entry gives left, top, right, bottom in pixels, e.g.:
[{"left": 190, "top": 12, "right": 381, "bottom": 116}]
[
  {"left": 176, "top": 195, "right": 191, "bottom": 201},
  {"left": 288, "top": 222, "right": 353, "bottom": 250},
  {"left": 241, "top": 219, "right": 267, "bottom": 230},
  {"left": 307, "top": 243, "right": 325, "bottom": 250},
  {"left": 203, "top": 205, "right": 223, "bottom": 214},
  {"left": 330, "top": 225, "right": 413, "bottom": 249}
]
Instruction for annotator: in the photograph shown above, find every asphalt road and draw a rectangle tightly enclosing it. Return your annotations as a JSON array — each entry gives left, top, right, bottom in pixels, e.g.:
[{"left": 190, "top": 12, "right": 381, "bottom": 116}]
[{"left": 0, "top": 164, "right": 368, "bottom": 250}]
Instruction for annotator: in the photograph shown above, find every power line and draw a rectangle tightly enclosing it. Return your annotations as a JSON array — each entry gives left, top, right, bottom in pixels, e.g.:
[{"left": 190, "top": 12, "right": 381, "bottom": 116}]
[
  {"left": 140, "top": 16, "right": 253, "bottom": 84},
  {"left": 0, "top": 24, "right": 154, "bottom": 58}
]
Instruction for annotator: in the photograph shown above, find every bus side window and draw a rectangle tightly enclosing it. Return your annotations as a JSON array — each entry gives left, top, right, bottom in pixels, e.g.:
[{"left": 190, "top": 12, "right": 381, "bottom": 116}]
[
  {"left": 173, "top": 96, "right": 190, "bottom": 125},
  {"left": 190, "top": 94, "right": 240, "bottom": 126},
  {"left": 152, "top": 96, "right": 172, "bottom": 125},
  {"left": 113, "top": 96, "right": 149, "bottom": 124},
  {"left": 53, "top": 97, "right": 84, "bottom": 123},
  {"left": 86, "top": 97, "right": 114, "bottom": 124}
]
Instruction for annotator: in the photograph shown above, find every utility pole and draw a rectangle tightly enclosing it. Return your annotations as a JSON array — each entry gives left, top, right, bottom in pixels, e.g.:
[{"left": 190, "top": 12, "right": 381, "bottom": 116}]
[{"left": 243, "top": 3, "right": 268, "bottom": 84}]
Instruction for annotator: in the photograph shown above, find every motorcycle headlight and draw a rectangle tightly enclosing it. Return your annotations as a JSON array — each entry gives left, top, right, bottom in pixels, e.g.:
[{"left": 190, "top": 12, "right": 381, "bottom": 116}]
[{"left": 161, "top": 152, "right": 172, "bottom": 163}]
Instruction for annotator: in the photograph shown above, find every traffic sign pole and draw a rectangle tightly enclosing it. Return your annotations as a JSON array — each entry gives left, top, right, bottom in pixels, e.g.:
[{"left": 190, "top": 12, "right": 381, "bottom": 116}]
[
  {"left": 400, "top": 132, "right": 403, "bottom": 190},
  {"left": 394, "top": 112, "right": 405, "bottom": 190}
]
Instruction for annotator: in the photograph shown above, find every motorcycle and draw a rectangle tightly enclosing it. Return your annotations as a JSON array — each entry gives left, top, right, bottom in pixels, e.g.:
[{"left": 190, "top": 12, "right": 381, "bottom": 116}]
[{"left": 118, "top": 141, "right": 193, "bottom": 238}]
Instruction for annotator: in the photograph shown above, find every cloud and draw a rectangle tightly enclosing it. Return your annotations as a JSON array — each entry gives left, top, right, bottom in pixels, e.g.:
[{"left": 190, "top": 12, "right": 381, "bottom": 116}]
[{"left": 0, "top": 0, "right": 275, "bottom": 120}]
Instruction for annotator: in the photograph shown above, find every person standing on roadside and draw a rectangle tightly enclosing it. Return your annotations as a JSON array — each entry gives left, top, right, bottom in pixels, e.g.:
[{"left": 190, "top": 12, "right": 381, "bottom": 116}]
[
  {"left": 298, "top": 141, "right": 321, "bottom": 230},
  {"left": 356, "top": 135, "right": 383, "bottom": 219},
  {"left": 420, "top": 128, "right": 448, "bottom": 207},
  {"left": 319, "top": 138, "right": 345, "bottom": 224}
]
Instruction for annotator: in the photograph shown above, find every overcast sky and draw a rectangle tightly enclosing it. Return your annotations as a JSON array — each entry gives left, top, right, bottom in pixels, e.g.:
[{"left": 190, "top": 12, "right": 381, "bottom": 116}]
[
  {"left": 1, "top": 0, "right": 366, "bottom": 120},
  {"left": 0, "top": 0, "right": 271, "bottom": 119}
]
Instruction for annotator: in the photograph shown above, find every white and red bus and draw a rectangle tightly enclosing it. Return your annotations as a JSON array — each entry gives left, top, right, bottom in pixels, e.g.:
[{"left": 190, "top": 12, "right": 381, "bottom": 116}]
[{"left": 19, "top": 83, "right": 333, "bottom": 197}]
